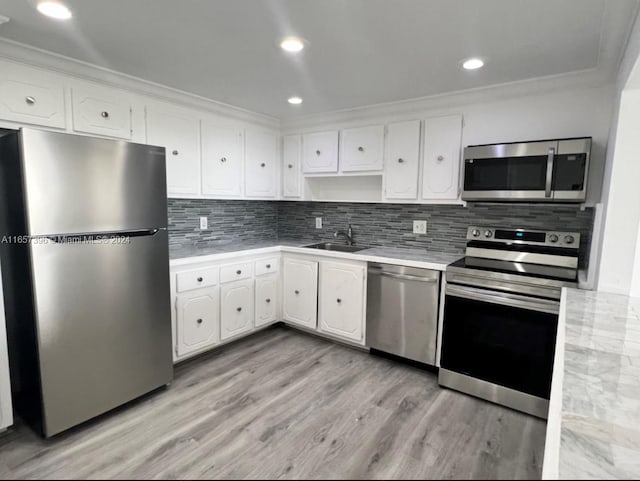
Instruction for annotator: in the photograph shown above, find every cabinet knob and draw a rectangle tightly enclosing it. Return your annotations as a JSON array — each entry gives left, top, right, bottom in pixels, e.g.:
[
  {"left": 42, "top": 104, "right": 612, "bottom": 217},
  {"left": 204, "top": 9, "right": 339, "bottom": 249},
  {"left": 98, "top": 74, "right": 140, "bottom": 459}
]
[
  {"left": 172, "top": 150, "right": 179, "bottom": 156},
  {"left": 260, "top": 162, "right": 266, "bottom": 167},
  {"left": 266, "top": 264, "right": 271, "bottom": 269},
  {"left": 236, "top": 307, "right": 242, "bottom": 312},
  {"left": 294, "top": 290, "right": 300, "bottom": 295},
  {"left": 437, "top": 155, "right": 444, "bottom": 161},
  {"left": 196, "top": 318, "right": 203, "bottom": 324},
  {"left": 101, "top": 111, "right": 109, "bottom": 119},
  {"left": 236, "top": 270, "right": 242, "bottom": 275},
  {"left": 288, "top": 164, "right": 293, "bottom": 169},
  {"left": 25, "top": 96, "right": 36, "bottom": 105},
  {"left": 315, "top": 150, "right": 321, "bottom": 156},
  {"left": 357, "top": 146, "right": 364, "bottom": 152},
  {"left": 221, "top": 157, "right": 227, "bottom": 163},
  {"left": 266, "top": 298, "right": 271, "bottom": 303},
  {"left": 337, "top": 298, "right": 342, "bottom": 303},
  {"left": 398, "top": 158, "right": 404, "bottom": 163},
  {"left": 197, "top": 277, "right": 203, "bottom": 282}
]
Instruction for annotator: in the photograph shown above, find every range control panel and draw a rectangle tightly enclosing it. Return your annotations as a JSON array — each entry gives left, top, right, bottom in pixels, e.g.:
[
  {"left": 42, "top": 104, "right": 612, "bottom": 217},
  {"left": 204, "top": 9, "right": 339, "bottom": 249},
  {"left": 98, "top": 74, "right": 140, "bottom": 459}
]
[{"left": 466, "top": 226, "right": 580, "bottom": 248}]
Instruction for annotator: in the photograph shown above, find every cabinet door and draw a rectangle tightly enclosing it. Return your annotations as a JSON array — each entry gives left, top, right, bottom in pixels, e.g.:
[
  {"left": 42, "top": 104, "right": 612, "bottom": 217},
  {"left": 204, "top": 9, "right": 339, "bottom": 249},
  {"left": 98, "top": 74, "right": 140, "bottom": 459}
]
[
  {"left": 202, "top": 122, "right": 243, "bottom": 196},
  {"left": 146, "top": 105, "right": 200, "bottom": 196},
  {"left": 318, "top": 261, "right": 365, "bottom": 342},
  {"left": 282, "top": 257, "right": 318, "bottom": 328},
  {"left": 422, "top": 114, "right": 462, "bottom": 200},
  {"left": 340, "top": 125, "right": 384, "bottom": 172},
  {"left": 71, "top": 86, "right": 132, "bottom": 139},
  {"left": 245, "top": 129, "right": 277, "bottom": 198},
  {"left": 0, "top": 61, "right": 65, "bottom": 129},
  {"left": 255, "top": 275, "right": 278, "bottom": 327},
  {"left": 302, "top": 131, "right": 338, "bottom": 173},
  {"left": 384, "top": 120, "right": 420, "bottom": 199},
  {"left": 176, "top": 288, "right": 219, "bottom": 357},
  {"left": 220, "top": 279, "right": 254, "bottom": 340},
  {"left": 282, "top": 135, "right": 302, "bottom": 198}
]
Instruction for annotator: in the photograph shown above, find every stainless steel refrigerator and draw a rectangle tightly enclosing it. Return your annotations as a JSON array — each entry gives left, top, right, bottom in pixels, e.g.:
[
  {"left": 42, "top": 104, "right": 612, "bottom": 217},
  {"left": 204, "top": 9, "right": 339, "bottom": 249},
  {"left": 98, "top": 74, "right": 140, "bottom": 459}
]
[{"left": 0, "top": 128, "right": 173, "bottom": 437}]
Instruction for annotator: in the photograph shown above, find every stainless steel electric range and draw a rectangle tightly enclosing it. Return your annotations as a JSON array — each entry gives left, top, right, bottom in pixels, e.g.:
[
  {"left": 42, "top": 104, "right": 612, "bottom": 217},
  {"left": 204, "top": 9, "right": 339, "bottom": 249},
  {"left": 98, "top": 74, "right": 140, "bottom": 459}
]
[{"left": 439, "top": 226, "right": 580, "bottom": 418}]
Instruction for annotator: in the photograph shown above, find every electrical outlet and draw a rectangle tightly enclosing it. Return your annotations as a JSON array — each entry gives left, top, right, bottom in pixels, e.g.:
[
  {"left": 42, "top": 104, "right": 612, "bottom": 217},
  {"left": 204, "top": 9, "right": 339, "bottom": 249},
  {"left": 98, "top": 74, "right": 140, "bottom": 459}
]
[
  {"left": 315, "top": 217, "right": 323, "bottom": 229},
  {"left": 200, "top": 216, "right": 208, "bottom": 230},
  {"left": 413, "top": 220, "right": 427, "bottom": 234}
]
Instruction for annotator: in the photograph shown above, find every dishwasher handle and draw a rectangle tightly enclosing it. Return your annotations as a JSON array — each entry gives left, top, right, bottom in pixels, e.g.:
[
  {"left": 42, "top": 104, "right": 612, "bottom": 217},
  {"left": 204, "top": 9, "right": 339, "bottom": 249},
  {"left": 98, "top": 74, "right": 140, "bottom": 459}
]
[{"left": 368, "top": 268, "right": 438, "bottom": 283}]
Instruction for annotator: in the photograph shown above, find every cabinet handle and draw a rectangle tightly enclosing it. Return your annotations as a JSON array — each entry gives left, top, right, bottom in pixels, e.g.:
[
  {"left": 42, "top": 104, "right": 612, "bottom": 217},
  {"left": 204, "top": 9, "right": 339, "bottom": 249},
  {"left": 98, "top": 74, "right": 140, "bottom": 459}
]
[
  {"left": 288, "top": 164, "right": 293, "bottom": 169},
  {"left": 236, "top": 307, "right": 242, "bottom": 312},
  {"left": 315, "top": 150, "right": 321, "bottom": 156},
  {"left": 172, "top": 150, "right": 179, "bottom": 156},
  {"left": 101, "top": 111, "right": 109, "bottom": 119},
  {"left": 337, "top": 298, "right": 342, "bottom": 303},
  {"left": 437, "top": 155, "right": 444, "bottom": 161},
  {"left": 25, "top": 96, "right": 36, "bottom": 105},
  {"left": 266, "top": 298, "right": 271, "bottom": 303},
  {"left": 357, "top": 146, "right": 364, "bottom": 152},
  {"left": 236, "top": 270, "right": 242, "bottom": 275},
  {"left": 294, "top": 290, "right": 300, "bottom": 295},
  {"left": 260, "top": 162, "right": 266, "bottom": 167},
  {"left": 266, "top": 264, "right": 271, "bottom": 269},
  {"left": 398, "top": 158, "right": 404, "bottom": 163},
  {"left": 196, "top": 318, "right": 203, "bottom": 324},
  {"left": 221, "top": 157, "right": 227, "bottom": 162},
  {"left": 197, "top": 277, "right": 203, "bottom": 282}
]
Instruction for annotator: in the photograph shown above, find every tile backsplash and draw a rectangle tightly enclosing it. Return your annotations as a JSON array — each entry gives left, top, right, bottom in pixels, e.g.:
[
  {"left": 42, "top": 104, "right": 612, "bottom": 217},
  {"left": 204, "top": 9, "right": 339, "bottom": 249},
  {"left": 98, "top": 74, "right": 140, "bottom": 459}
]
[{"left": 168, "top": 199, "right": 594, "bottom": 267}]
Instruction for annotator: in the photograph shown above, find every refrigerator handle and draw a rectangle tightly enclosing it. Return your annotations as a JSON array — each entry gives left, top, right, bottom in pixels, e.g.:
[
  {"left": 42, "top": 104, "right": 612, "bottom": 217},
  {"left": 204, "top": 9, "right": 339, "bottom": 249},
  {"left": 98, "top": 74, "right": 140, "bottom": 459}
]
[{"left": 44, "top": 229, "right": 160, "bottom": 243}]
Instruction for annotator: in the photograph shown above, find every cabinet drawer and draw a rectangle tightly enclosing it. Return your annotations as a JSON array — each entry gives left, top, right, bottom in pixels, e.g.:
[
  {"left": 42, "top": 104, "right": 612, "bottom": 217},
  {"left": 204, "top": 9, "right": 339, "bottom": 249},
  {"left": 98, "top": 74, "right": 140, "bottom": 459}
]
[
  {"left": 176, "top": 266, "right": 218, "bottom": 292},
  {"left": 255, "top": 257, "right": 279, "bottom": 276},
  {"left": 71, "top": 86, "right": 132, "bottom": 139},
  {"left": 220, "top": 262, "right": 254, "bottom": 283}
]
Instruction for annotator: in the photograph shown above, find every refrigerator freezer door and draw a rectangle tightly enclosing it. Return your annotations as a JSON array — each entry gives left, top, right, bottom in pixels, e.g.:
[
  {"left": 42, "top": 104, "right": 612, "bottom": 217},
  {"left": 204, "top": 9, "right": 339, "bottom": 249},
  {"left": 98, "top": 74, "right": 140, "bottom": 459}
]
[
  {"left": 19, "top": 128, "right": 168, "bottom": 236},
  {"left": 29, "top": 229, "right": 172, "bottom": 437}
]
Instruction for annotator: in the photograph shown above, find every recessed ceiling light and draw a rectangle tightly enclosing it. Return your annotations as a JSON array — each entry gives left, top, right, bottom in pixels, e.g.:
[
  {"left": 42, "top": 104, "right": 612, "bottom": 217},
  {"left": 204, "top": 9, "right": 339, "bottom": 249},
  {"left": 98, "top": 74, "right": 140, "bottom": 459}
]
[
  {"left": 37, "top": 1, "right": 72, "bottom": 20},
  {"left": 462, "top": 58, "right": 484, "bottom": 70},
  {"left": 280, "top": 37, "right": 305, "bottom": 53},
  {"left": 288, "top": 96, "right": 303, "bottom": 105}
]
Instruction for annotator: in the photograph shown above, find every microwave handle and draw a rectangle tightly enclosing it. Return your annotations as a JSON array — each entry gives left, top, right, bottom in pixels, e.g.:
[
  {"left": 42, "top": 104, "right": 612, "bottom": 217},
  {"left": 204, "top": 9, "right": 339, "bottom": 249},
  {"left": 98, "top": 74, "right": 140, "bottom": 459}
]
[{"left": 545, "top": 147, "right": 555, "bottom": 198}]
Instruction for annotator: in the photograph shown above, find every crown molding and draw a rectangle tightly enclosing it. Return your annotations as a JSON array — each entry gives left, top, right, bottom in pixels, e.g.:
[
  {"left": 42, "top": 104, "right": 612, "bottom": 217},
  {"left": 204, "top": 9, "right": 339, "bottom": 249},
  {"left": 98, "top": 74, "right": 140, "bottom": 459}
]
[{"left": 0, "top": 37, "right": 280, "bottom": 129}]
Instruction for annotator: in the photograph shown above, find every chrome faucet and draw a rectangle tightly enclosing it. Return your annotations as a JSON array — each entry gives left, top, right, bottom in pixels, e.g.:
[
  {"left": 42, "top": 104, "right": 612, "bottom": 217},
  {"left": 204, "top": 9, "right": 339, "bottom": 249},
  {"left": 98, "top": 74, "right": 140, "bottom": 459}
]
[{"left": 334, "top": 224, "right": 354, "bottom": 245}]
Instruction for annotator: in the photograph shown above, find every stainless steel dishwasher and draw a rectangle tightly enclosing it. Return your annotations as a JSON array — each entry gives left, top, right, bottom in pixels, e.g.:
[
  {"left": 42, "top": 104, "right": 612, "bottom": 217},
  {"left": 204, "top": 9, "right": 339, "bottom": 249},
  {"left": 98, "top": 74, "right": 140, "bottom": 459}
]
[{"left": 366, "top": 263, "right": 440, "bottom": 365}]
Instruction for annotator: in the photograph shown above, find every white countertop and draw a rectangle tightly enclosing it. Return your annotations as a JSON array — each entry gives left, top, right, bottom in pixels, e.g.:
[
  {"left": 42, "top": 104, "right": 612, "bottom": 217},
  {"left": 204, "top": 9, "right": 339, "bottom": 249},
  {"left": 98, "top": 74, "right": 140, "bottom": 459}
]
[
  {"left": 543, "top": 288, "right": 640, "bottom": 479},
  {"left": 169, "top": 239, "right": 463, "bottom": 271}
]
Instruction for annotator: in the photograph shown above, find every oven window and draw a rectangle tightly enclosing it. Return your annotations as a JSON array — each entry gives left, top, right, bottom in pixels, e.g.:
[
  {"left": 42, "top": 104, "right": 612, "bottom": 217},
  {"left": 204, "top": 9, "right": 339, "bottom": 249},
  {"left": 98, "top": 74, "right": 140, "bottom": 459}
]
[
  {"left": 441, "top": 295, "right": 557, "bottom": 399},
  {"left": 552, "top": 153, "right": 586, "bottom": 191},
  {"left": 463, "top": 156, "right": 548, "bottom": 191}
]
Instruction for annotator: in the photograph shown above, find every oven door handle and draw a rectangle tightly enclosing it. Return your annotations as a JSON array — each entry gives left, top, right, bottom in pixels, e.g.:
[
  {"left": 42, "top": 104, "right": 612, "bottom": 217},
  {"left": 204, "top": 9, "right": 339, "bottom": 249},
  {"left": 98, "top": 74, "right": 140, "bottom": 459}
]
[{"left": 446, "top": 284, "right": 559, "bottom": 314}]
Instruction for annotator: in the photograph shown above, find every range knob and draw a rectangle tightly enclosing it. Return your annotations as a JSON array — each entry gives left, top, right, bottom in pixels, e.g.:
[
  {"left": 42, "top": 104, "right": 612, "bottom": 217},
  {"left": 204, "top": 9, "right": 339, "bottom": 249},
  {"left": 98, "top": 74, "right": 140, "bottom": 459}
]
[
  {"left": 548, "top": 234, "right": 559, "bottom": 243},
  {"left": 564, "top": 235, "right": 575, "bottom": 245},
  {"left": 484, "top": 230, "right": 493, "bottom": 238},
  {"left": 471, "top": 229, "right": 481, "bottom": 238}
]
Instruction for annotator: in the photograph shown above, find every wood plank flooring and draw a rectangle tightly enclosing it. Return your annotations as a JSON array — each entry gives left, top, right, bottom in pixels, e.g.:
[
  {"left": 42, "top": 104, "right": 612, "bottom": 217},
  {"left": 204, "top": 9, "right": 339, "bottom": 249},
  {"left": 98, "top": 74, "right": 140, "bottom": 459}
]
[{"left": 0, "top": 326, "right": 546, "bottom": 479}]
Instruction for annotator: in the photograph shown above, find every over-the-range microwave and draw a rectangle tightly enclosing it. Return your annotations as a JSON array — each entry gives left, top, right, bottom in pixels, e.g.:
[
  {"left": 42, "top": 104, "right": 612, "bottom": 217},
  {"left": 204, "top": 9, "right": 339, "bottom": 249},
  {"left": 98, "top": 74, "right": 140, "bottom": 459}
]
[{"left": 461, "top": 137, "right": 591, "bottom": 202}]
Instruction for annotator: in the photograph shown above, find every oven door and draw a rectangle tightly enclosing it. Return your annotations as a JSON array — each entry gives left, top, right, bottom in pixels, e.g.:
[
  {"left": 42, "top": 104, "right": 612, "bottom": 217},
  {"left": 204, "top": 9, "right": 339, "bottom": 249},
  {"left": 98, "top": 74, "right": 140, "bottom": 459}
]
[{"left": 440, "top": 283, "right": 559, "bottom": 399}]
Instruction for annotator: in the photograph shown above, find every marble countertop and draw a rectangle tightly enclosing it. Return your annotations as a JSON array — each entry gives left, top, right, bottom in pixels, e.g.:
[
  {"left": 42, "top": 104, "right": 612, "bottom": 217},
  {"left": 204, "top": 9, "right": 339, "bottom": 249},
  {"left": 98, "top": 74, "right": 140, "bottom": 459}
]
[
  {"left": 544, "top": 288, "right": 640, "bottom": 479},
  {"left": 169, "top": 239, "right": 462, "bottom": 271}
]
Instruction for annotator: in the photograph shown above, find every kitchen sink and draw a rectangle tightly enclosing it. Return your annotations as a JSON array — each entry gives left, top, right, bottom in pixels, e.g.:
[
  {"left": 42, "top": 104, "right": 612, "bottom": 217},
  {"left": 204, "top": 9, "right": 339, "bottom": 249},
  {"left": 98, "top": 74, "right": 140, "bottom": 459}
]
[{"left": 303, "top": 242, "right": 369, "bottom": 253}]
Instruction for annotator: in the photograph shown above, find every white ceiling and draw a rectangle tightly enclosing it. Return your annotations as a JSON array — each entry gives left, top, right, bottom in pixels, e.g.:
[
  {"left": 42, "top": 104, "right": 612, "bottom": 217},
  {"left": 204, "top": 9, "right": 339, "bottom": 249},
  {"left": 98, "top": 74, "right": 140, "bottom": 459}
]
[{"left": 0, "top": 0, "right": 638, "bottom": 119}]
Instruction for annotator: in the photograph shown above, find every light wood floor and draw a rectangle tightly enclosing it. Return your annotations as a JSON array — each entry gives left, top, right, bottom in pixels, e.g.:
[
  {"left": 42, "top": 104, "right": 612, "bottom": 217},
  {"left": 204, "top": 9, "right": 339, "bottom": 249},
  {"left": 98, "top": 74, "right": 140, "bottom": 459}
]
[{"left": 0, "top": 326, "right": 546, "bottom": 479}]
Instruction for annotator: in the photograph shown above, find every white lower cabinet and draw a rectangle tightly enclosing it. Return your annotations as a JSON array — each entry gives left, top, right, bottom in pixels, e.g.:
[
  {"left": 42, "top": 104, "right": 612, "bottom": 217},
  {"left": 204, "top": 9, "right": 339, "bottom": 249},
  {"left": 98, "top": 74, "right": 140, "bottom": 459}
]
[
  {"left": 282, "top": 257, "right": 318, "bottom": 328},
  {"left": 220, "top": 279, "right": 255, "bottom": 340},
  {"left": 255, "top": 274, "right": 278, "bottom": 327},
  {"left": 318, "top": 260, "right": 366, "bottom": 342},
  {"left": 175, "top": 288, "right": 219, "bottom": 357}
]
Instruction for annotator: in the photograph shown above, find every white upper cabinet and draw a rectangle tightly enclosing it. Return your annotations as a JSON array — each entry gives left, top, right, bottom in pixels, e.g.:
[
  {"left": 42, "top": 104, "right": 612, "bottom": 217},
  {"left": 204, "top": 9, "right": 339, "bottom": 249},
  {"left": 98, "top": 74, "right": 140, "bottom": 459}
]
[
  {"left": 282, "top": 135, "right": 302, "bottom": 198},
  {"left": 318, "top": 260, "right": 366, "bottom": 342},
  {"left": 302, "top": 131, "right": 339, "bottom": 173},
  {"left": 201, "top": 122, "right": 244, "bottom": 197},
  {"left": 71, "top": 85, "right": 132, "bottom": 140},
  {"left": 0, "top": 61, "right": 65, "bottom": 129},
  {"left": 340, "top": 125, "right": 384, "bottom": 172},
  {"left": 245, "top": 128, "right": 278, "bottom": 198},
  {"left": 146, "top": 104, "right": 200, "bottom": 196},
  {"left": 421, "top": 114, "right": 463, "bottom": 200},
  {"left": 384, "top": 120, "right": 421, "bottom": 199}
]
